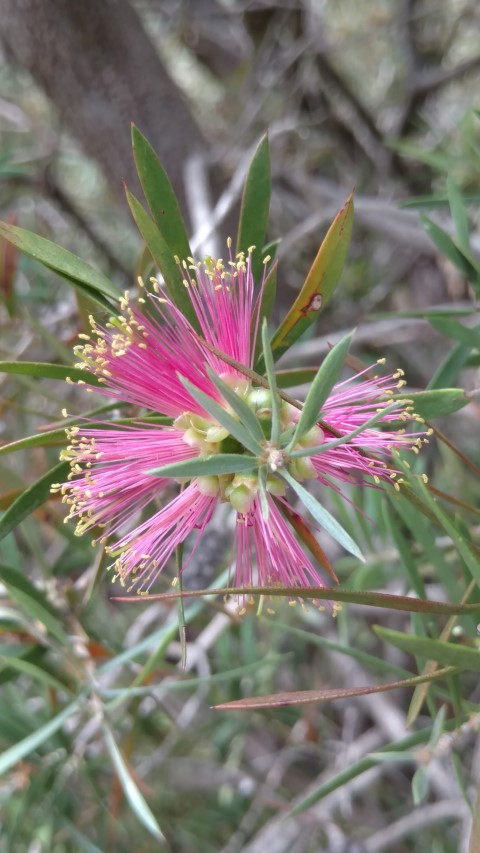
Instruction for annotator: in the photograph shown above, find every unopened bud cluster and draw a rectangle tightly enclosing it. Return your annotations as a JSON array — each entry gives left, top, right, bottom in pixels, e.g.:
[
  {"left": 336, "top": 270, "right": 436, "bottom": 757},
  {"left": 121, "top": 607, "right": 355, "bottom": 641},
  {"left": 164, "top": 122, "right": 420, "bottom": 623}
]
[{"left": 173, "top": 373, "right": 323, "bottom": 514}]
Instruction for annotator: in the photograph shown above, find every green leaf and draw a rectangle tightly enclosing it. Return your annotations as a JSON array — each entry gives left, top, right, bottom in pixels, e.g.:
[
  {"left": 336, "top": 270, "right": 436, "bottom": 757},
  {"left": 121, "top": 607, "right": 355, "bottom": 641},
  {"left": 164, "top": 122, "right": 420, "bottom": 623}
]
[
  {"left": 280, "top": 469, "right": 364, "bottom": 561},
  {"left": 125, "top": 190, "right": 200, "bottom": 331},
  {"left": 407, "top": 580, "right": 477, "bottom": 727},
  {"left": 236, "top": 134, "right": 271, "bottom": 283},
  {"left": 276, "top": 367, "right": 318, "bottom": 388},
  {"left": 393, "top": 494, "right": 461, "bottom": 604},
  {"left": 148, "top": 453, "right": 257, "bottom": 479},
  {"left": 288, "top": 332, "right": 352, "bottom": 449},
  {"left": 429, "top": 316, "right": 480, "bottom": 347},
  {"left": 0, "top": 564, "right": 67, "bottom": 643},
  {"left": 0, "top": 428, "right": 68, "bottom": 458},
  {"left": 269, "top": 620, "right": 411, "bottom": 679},
  {"left": 0, "top": 221, "right": 119, "bottom": 309},
  {"left": 261, "top": 318, "right": 281, "bottom": 444},
  {"left": 0, "top": 460, "right": 70, "bottom": 542},
  {"left": 384, "top": 500, "right": 427, "bottom": 598},
  {"left": 257, "top": 466, "right": 269, "bottom": 520},
  {"left": 389, "top": 139, "right": 452, "bottom": 172},
  {"left": 420, "top": 214, "right": 479, "bottom": 284},
  {"left": 132, "top": 124, "right": 191, "bottom": 264},
  {"left": 178, "top": 376, "right": 263, "bottom": 456},
  {"left": 289, "top": 402, "right": 399, "bottom": 458},
  {"left": 0, "top": 412, "right": 172, "bottom": 460},
  {"left": 289, "top": 718, "right": 460, "bottom": 816},
  {"left": 447, "top": 176, "right": 471, "bottom": 255},
  {"left": 0, "top": 698, "right": 81, "bottom": 775},
  {"left": 426, "top": 493, "right": 480, "bottom": 589},
  {"left": 252, "top": 262, "right": 277, "bottom": 365},
  {"left": 104, "top": 654, "right": 290, "bottom": 700},
  {"left": 412, "top": 767, "right": 429, "bottom": 804},
  {"left": 275, "top": 498, "right": 338, "bottom": 582},
  {"left": 428, "top": 341, "right": 472, "bottom": 389},
  {"left": 0, "top": 655, "right": 71, "bottom": 693},
  {"left": 392, "top": 388, "right": 470, "bottom": 419},
  {"left": 0, "top": 361, "right": 101, "bottom": 386},
  {"left": 103, "top": 724, "right": 166, "bottom": 842},
  {"left": 374, "top": 626, "right": 480, "bottom": 671},
  {"left": 270, "top": 192, "right": 354, "bottom": 361},
  {"left": 207, "top": 369, "right": 265, "bottom": 443},
  {"left": 429, "top": 704, "right": 447, "bottom": 747},
  {"left": 398, "top": 462, "right": 480, "bottom": 588}
]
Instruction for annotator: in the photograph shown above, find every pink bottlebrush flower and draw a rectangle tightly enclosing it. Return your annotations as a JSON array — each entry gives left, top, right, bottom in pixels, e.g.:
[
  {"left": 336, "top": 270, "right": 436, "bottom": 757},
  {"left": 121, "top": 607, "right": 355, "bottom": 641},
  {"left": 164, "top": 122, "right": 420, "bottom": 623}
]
[{"left": 53, "top": 245, "right": 426, "bottom": 596}]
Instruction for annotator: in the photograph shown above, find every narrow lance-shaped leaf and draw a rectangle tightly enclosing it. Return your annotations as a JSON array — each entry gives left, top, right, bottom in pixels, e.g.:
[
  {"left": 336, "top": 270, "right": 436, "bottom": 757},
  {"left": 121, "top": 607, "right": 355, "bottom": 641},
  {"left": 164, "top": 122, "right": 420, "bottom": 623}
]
[
  {"left": 261, "top": 318, "right": 281, "bottom": 445},
  {"left": 407, "top": 578, "right": 477, "bottom": 728},
  {"left": 207, "top": 369, "right": 264, "bottom": 442},
  {"left": 0, "top": 698, "right": 82, "bottom": 776},
  {"left": 113, "top": 584, "right": 480, "bottom": 616},
  {"left": 290, "top": 401, "right": 400, "bottom": 458},
  {"left": 125, "top": 189, "right": 200, "bottom": 332},
  {"left": 420, "top": 213, "right": 478, "bottom": 285},
  {"left": 393, "top": 452, "right": 480, "bottom": 590},
  {"left": 0, "top": 564, "right": 67, "bottom": 644},
  {"left": 0, "top": 428, "right": 67, "bottom": 458},
  {"left": 281, "top": 469, "right": 364, "bottom": 561},
  {"left": 236, "top": 134, "right": 271, "bottom": 283},
  {"left": 289, "top": 717, "right": 460, "bottom": 817},
  {"left": 0, "top": 460, "right": 70, "bottom": 542},
  {"left": 0, "top": 414, "right": 172, "bottom": 460},
  {"left": 175, "top": 542, "right": 188, "bottom": 671},
  {"left": 270, "top": 192, "right": 354, "bottom": 361},
  {"left": 446, "top": 175, "right": 471, "bottom": 256},
  {"left": 391, "top": 388, "right": 470, "bottom": 420},
  {"left": 213, "top": 666, "right": 457, "bottom": 710},
  {"left": 131, "top": 124, "right": 192, "bottom": 264},
  {"left": 149, "top": 453, "right": 257, "bottom": 479},
  {"left": 429, "top": 316, "right": 480, "bottom": 347},
  {"left": 1, "top": 655, "right": 71, "bottom": 694},
  {"left": 428, "top": 340, "right": 472, "bottom": 390},
  {"left": 0, "top": 221, "right": 119, "bottom": 309},
  {"left": 252, "top": 261, "right": 277, "bottom": 366},
  {"left": 257, "top": 466, "right": 270, "bottom": 521},
  {"left": 0, "top": 214, "right": 18, "bottom": 318},
  {"left": 178, "top": 375, "right": 263, "bottom": 456},
  {"left": 276, "top": 498, "right": 338, "bottom": 583},
  {"left": 0, "top": 361, "right": 101, "bottom": 386},
  {"left": 374, "top": 626, "right": 480, "bottom": 672},
  {"left": 288, "top": 331, "right": 353, "bottom": 450},
  {"left": 276, "top": 367, "right": 318, "bottom": 388},
  {"left": 103, "top": 724, "right": 166, "bottom": 842}
]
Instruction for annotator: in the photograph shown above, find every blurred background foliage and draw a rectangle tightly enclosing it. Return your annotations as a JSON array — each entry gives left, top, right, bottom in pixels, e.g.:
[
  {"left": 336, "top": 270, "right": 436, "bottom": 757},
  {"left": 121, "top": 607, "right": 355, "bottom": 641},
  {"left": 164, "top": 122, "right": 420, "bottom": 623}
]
[{"left": 1, "top": 1, "right": 480, "bottom": 851}]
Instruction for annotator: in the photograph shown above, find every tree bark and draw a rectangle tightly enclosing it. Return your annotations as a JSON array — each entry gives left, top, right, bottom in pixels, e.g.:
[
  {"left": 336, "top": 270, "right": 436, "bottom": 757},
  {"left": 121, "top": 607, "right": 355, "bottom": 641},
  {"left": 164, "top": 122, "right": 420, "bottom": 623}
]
[{"left": 0, "top": 0, "right": 208, "bottom": 218}]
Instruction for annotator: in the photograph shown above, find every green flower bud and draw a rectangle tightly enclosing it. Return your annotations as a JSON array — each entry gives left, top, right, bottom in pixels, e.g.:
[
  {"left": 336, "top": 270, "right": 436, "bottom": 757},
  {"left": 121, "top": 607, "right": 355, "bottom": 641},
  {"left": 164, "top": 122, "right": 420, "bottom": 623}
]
[
  {"left": 196, "top": 475, "right": 220, "bottom": 496},
  {"left": 247, "top": 387, "right": 273, "bottom": 420},
  {"left": 182, "top": 427, "right": 211, "bottom": 452},
  {"left": 219, "top": 373, "right": 250, "bottom": 399},
  {"left": 289, "top": 456, "right": 317, "bottom": 481},
  {"left": 266, "top": 475, "right": 286, "bottom": 497},
  {"left": 298, "top": 425, "right": 324, "bottom": 447},
  {"left": 280, "top": 401, "right": 298, "bottom": 429},
  {"left": 205, "top": 425, "right": 229, "bottom": 442},
  {"left": 225, "top": 473, "right": 258, "bottom": 513}
]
